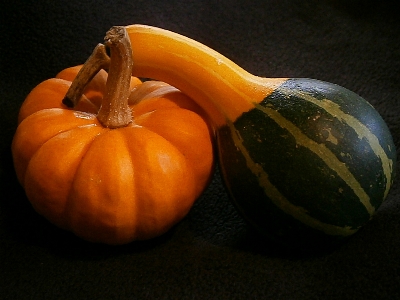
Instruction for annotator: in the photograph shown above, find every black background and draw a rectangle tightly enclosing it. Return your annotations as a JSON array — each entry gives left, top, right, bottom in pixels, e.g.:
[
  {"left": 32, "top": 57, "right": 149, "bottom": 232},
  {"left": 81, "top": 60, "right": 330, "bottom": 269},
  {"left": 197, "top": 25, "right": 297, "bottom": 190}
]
[{"left": 1, "top": 0, "right": 400, "bottom": 299}]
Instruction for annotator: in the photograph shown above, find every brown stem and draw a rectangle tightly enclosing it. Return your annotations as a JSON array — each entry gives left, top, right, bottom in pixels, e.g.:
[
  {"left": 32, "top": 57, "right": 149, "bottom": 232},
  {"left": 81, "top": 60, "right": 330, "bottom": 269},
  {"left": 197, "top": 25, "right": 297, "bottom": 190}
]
[
  {"left": 96, "top": 26, "right": 133, "bottom": 128},
  {"left": 62, "top": 43, "right": 110, "bottom": 108}
]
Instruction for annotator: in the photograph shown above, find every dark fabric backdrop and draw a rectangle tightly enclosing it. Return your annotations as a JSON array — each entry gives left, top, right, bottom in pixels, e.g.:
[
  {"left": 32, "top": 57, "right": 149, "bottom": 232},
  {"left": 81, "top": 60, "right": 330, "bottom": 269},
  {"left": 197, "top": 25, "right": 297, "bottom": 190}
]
[{"left": 1, "top": 0, "right": 399, "bottom": 299}]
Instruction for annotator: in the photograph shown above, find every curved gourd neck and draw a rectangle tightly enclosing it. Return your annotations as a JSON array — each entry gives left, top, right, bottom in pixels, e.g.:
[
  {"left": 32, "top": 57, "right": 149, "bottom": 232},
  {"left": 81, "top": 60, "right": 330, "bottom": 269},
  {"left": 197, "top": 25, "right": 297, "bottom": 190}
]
[{"left": 126, "top": 24, "right": 286, "bottom": 127}]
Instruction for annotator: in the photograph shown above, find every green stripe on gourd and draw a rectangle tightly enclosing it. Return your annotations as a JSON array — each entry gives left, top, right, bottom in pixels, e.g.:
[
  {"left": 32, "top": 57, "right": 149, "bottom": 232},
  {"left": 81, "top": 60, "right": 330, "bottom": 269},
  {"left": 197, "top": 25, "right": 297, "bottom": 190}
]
[{"left": 217, "top": 78, "right": 396, "bottom": 245}]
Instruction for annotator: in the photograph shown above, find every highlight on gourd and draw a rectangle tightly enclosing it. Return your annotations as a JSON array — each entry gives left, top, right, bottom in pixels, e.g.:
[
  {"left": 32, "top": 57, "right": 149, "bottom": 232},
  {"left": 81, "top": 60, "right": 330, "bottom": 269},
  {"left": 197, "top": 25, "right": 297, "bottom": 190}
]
[
  {"left": 11, "top": 27, "right": 214, "bottom": 245},
  {"left": 123, "top": 24, "right": 396, "bottom": 248}
]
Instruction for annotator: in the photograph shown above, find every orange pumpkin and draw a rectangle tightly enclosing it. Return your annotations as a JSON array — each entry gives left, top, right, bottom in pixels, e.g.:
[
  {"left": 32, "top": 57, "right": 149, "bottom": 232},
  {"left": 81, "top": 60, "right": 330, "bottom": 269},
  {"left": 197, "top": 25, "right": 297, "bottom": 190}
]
[{"left": 11, "top": 28, "right": 214, "bottom": 244}]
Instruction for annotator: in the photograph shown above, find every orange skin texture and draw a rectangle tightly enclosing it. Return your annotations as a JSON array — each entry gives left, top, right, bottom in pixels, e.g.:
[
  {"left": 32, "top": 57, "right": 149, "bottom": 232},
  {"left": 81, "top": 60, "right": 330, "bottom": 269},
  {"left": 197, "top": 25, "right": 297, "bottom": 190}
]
[{"left": 12, "top": 66, "right": 214, "bottom": 244}]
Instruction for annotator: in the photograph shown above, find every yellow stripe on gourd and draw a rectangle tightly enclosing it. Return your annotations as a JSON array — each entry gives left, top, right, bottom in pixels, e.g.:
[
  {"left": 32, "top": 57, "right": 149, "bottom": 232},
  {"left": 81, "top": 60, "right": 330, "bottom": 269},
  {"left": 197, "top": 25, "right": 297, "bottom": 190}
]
[
  {"left": 254, "top": 103, "right": 374, "bottom": 215},
  {"left": 281, "top": 88, "right": 394, "bottom": 199},
  {"left": 227, "top": 120, "right": 359, "bottom": 237}
]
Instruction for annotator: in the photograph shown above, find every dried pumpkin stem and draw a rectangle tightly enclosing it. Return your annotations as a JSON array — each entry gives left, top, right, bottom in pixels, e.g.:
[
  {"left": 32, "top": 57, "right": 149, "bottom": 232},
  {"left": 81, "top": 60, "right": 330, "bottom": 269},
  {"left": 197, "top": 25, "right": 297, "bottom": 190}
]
[
  {"left": 96, "top": 26, "right": 133, "bottom": 128},
  {"left": 62, "top": 43, "right": 110, "bottom": 108}
]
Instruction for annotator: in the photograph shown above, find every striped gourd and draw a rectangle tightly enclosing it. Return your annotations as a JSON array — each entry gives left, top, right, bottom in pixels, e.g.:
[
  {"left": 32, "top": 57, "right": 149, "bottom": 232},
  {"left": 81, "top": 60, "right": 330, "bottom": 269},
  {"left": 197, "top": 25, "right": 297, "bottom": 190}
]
[{"left": 124, "top": 25, "right": 396, "bottom": 247}]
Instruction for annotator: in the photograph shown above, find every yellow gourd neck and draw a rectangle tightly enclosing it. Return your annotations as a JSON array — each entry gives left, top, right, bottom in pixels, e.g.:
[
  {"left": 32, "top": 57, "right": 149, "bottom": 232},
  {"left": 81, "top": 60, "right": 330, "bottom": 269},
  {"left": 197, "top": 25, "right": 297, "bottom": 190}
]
[{"left": 125, "top": 24, "right": 286, "bottom": 127}]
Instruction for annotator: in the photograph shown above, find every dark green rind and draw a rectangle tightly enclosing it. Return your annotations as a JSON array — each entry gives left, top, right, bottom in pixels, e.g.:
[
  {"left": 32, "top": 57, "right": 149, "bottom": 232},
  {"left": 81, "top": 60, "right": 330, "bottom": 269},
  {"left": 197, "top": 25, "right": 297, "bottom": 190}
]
[
  {"left": 265, "top": 79, "right": 396, "bottom": 208},
  {"left": 217, "top": 78, "right": 396, "bottom": 247},
  {"left": 217, "top": 126, "right": 341, "bottom": 249}
]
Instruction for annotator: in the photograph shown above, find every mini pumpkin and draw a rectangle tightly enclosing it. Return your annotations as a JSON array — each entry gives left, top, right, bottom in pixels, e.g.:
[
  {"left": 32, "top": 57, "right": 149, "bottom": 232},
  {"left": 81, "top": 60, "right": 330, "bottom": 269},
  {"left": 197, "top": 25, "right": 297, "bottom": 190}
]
[{"left": 11, "top": 28, "right": 214, "bottom": 244}]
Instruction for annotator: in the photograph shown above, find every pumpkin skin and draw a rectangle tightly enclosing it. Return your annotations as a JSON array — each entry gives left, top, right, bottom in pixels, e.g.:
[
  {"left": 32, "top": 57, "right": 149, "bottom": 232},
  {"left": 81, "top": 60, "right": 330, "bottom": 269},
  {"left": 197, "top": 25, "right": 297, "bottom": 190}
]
[{"left": 12, "top": 65, "right": 214, "bottom": 245}]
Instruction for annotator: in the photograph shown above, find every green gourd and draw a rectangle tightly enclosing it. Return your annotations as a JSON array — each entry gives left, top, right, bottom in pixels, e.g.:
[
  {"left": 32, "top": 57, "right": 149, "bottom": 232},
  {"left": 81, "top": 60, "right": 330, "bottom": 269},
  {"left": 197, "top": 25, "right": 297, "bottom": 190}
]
[
  {"left": 123, "top": 25, "right": 396, "bottom": 248},
  {"left": 79, "top": 25, "right": 399, "bottom": 248}
]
